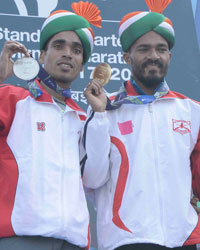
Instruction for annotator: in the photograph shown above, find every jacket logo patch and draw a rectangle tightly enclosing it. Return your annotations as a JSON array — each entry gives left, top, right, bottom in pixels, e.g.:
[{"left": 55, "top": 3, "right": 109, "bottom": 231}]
[
  {"left": 37, "top": 122, "right": 46, "bottom": 131},
  {"left": 172, "top": 119, "right": 191, "bottom": 135},
  {"left": 118, "top": 120, "right": 133, "bottom": 135}
]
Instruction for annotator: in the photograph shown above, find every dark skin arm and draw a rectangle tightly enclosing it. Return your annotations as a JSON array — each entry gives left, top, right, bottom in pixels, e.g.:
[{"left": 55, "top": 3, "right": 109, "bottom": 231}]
[
  {"left": 191, "top": 196, "right": 200, "bottom": 214},
  {"left": 84, "top": 79, "right": 107, "bottom": 112}
]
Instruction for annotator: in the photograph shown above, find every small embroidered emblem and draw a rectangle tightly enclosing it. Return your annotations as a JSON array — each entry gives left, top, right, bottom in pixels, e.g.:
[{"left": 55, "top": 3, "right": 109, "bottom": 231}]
[
  {"left": 37, "top": 122, "right": 46, "bottom": 131},
  {"left": 172, "top": 119, "right": 191, "bottom": 135}
]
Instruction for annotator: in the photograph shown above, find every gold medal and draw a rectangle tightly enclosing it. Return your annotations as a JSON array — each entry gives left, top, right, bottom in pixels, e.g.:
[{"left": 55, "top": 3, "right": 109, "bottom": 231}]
[{"left": 92, "top": 63, "right": 112, "bottom": 86}]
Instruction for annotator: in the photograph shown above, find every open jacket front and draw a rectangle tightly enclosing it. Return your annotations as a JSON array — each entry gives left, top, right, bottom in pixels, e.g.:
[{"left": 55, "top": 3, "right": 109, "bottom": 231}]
[{"left": 83, "top": 80, "right": 200, "bottom": 250}]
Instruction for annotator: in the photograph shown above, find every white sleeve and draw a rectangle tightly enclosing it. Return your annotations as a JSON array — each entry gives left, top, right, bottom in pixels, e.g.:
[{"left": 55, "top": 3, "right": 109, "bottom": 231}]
[{"left": 82, "top": 108, "right": 111, "bottom": 189}]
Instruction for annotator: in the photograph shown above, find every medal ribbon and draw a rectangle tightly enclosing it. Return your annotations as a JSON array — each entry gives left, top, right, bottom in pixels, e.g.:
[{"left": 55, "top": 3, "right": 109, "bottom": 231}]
[
  {"left": 27, "top": 63, "right": 71, "bottom": 99},
  {"left": 106, "top": 78, "right": 169, "bottom": 110}
]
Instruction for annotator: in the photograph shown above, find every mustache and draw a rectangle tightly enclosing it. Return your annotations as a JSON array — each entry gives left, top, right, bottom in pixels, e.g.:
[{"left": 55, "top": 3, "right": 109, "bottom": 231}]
[{"left": 142, "top": 59, "right": 163, "bottom": 69}]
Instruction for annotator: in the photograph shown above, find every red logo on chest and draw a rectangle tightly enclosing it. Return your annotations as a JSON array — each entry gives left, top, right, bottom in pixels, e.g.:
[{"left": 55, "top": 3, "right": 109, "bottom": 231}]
[
  {"left": 37, "top": 122, "right": 46, "bottom": 131},
  {"left": 172, "top": 119, "right": 191, "bottom": 135}
]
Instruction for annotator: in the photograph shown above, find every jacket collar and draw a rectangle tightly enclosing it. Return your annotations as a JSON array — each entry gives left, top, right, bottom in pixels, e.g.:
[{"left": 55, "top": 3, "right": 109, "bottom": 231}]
[{"left": 28, "top": 79, "right": 85, "bottom": 113}]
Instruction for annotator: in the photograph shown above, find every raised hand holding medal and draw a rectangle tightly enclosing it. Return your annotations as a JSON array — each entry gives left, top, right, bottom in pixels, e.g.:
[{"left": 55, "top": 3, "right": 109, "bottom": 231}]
[
  {"left": 84, "top": 63, "right": 112, "bottom": 112},
  {"left": 0, "top": 41, "right": 31, "bottom": 82}
]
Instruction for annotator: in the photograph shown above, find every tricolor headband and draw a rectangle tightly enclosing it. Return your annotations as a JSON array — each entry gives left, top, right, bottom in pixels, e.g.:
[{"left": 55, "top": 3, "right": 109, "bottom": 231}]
[
  {"left": 40, "top": 1, "right": 102, "bottom": 63},
  {"left": 119, "top": 0, "right": 175, "bottom": 52}
]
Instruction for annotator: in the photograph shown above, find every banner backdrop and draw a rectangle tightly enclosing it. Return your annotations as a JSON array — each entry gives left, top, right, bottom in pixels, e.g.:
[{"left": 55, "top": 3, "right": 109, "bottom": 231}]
[{"left": 0, "top": 0, "right": 200, "bottom": 248}]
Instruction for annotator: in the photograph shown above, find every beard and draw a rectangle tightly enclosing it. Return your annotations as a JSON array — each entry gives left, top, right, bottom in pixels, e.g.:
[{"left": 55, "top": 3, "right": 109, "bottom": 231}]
[
  {"left": 132, "top": 59, "right": 168, "bottom": 88},
  {"left": 135, "top": 72, "right": 164, "bottom": 88}
]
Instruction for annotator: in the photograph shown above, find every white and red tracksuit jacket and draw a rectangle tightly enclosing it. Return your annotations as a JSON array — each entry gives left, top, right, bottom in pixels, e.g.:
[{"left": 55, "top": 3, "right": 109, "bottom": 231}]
[
  {"left": 0, "top": 81, "right": 90, "bottom": 248},
  {"left": 82, "top": 81, "right": 200, "bottom": 250}
]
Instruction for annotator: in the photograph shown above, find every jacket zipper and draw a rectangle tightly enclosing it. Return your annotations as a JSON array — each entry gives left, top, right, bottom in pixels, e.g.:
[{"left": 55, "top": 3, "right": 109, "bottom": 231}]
[
  {"left": 61, "top": 110, "right": 65, "bottom": 231},
  {"left": 148, "top": 102, "right": 165, "bottom": 244}
]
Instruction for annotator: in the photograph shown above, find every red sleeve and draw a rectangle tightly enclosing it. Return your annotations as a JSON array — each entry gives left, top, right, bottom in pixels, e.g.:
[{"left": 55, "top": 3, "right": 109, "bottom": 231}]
[
  {"left": 191, "top": 129, "right": 200, "bottom": 199},
  {"left": 0, "top": 84, "right": 29, "bottom": 136}
]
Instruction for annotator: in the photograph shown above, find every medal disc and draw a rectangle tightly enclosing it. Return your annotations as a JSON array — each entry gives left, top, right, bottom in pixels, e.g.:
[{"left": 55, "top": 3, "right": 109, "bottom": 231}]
[
  {"left": 92, "top": 63, "right": 112, "bottom": 86},
  {"left": 13, "top": 57, "right": 40, "bottom": 80}
]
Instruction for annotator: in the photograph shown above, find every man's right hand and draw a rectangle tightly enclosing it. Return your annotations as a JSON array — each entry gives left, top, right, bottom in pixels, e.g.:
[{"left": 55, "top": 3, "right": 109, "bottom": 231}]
[
  {"left": 84, "top": 79, "right": 108, "bottom": 112},
  {"left": 0, "top": 41, "right": 30, "bottom": 82}
]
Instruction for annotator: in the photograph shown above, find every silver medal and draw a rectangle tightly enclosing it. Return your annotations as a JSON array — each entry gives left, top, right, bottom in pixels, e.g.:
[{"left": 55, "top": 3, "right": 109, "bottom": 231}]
[{"left": 13, "top": 57, "right": 40, "bottom": 81}]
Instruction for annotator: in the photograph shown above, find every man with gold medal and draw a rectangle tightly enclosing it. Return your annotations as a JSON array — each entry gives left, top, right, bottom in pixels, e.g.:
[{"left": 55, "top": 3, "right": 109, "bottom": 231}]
[
  {"left": 0, "top": 1, "right": 102, "bottom": 250},
  {"left": 83, "top": 0, "right": 200, "bottom": 249}
]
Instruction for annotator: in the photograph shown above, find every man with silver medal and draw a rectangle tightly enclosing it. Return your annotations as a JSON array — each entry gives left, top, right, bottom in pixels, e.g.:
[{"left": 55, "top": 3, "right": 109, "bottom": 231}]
[{"left": 0, "top": 1, "right": 102, "bottom": 250}]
